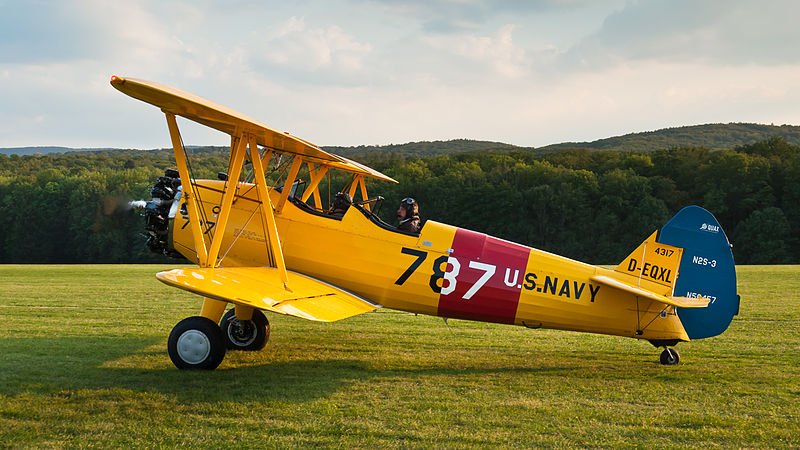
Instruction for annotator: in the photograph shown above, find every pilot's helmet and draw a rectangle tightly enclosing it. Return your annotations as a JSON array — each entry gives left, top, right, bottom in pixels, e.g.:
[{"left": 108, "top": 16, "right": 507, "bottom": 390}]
[
  {"left": 400, "top": 197, "right": 418, "bottom": 217},
  {"left": 333, "top": 192, "right": 352, "bottom": 211}
]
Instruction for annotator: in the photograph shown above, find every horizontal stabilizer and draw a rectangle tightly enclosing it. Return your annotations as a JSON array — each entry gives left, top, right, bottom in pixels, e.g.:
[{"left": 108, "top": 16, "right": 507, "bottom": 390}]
[
  {"left": 590, "top": 275, "right": 709, "bottom": 308},
  {"left": 157, "top": 267, "right": 380, "bottom": 322}
]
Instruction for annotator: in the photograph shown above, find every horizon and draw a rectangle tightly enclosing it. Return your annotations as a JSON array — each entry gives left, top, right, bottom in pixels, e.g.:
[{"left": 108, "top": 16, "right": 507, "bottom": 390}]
[{"left": 2, "top": 121, "right": 799, "bottom": 153}]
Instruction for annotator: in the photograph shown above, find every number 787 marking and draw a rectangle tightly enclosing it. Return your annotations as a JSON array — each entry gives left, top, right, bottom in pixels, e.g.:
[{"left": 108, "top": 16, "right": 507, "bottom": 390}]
[{"left": 395, "top": 247, "right": 497, "bottom": 300}]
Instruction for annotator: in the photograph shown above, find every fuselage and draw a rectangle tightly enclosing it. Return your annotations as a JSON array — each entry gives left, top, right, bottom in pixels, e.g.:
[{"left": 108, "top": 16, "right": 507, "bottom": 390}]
[{"left": 169, "top": 180, "right": 690, "bottom": 342}]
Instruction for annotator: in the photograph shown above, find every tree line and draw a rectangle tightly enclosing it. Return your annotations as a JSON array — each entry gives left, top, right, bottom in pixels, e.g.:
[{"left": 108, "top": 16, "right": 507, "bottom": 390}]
[{"left": 1, "top": 138, "right": 797, "bottom": 264}]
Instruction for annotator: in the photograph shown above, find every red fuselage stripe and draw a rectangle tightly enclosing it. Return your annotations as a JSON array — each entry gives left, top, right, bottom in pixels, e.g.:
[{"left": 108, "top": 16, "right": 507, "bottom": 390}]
[{"left": 437, "top": 228, "right": 530, "bottom": 324}]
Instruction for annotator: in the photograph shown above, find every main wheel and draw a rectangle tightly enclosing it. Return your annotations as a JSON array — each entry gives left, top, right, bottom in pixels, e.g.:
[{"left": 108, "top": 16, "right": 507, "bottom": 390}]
[
  {"left": 220, "top": 308, "right": 270, "bottom": 351},
  {"left": 659, "top": 347, "right": 680, "bottom": 365},
  {"left": 167, "top": 316, "right": 226, "bottom": 370}
]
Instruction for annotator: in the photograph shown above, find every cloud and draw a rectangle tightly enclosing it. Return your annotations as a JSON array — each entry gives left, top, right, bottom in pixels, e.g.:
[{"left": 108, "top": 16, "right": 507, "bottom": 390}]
[
  {"left": 1, "top": 0, "right": 800, "bottom": 150},
  {"left": 247, "top": 16, "right": 372, "bottom": 75},
  {"left": 371, "top": 0, "right": 595, "bottom": 33},
  {"left": 0, "top": 0, "right": 186, "bottom": 64},
  {"left": 565, "top": 0, "right": 800, "bottom": 68},
  {"left": 0, "top": 1, "right": 99, "bottom": 63},
  {"left": 424, "top": 24, "right": 527, "bottom": 78}
]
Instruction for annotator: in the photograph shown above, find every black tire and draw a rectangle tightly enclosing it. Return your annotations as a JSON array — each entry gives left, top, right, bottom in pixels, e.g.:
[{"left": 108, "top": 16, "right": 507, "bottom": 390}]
[
  {"left": 659, "top": 347, "right": 680, "bottom": 365},
  {"left": 167, "top": 316, "right": 226, "bottom": 370},
  {"left": 220, "top": 308, "right": 270, "bottom": 351}
]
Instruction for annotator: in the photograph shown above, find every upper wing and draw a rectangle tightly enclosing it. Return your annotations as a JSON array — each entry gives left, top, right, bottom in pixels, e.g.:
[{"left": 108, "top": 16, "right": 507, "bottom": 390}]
[
  {"left": 157, "top": 267, "right": 380, "bottom": 322},
  {"left": 110, "top": 75, "right": 396, "bottom": 183},
  {"left": 590, "top": 275, "right": 709, "bottom": 308}
]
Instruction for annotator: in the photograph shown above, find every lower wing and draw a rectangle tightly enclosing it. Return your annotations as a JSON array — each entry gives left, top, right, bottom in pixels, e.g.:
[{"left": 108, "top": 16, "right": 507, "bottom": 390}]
[{"left": 156, "top": 267, "right": 380, "bottom": 322}]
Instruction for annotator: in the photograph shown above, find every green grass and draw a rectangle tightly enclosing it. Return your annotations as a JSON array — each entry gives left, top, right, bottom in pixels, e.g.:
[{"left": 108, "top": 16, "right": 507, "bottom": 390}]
[{"left": 0, "top": 265, "right": 798, "bottom": 448}]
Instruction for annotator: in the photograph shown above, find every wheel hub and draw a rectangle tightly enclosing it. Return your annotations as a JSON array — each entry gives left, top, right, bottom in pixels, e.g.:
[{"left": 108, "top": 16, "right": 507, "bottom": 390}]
[
  {"left": 176, "top": 330, "right": 211, "bottom": 364},
  {"left": 227, "top": 319, "right": 257, "bottom": 347}
]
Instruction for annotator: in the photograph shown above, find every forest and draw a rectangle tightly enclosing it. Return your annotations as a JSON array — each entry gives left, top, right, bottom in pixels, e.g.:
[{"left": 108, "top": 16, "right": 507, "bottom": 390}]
[{"left": 0, "top": 138, "right": 797, "bottom": 265}]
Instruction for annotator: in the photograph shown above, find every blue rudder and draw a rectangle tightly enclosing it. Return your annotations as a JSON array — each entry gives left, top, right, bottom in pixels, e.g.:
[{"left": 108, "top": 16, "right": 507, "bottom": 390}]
[{"left": 657, "top": 206, "right": 740, "bottom": 339}]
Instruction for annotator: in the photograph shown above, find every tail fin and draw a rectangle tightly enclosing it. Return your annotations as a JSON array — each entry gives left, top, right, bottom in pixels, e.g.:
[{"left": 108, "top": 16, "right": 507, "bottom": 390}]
[
  {"left": 614, "top": 230, "right": 683, "bottom": 296},
  {"left": 656, "top": 206, "right": 739, "bottom": 339}
]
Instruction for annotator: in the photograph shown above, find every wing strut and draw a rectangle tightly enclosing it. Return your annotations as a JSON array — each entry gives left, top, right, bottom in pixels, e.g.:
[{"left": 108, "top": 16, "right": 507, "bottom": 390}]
[
  {"left": 164, "top": 114, "right": 292, "bottom": 291},
  {"left": 205, "top": 134, "right": 247, "bottom": 267},
  {"left": 300, "top": 162, "right": 329, "bottom": 208},
  {"left": 346, "top": 174, "right": 370, "bottom": 211},
  {"left": 247, "top": 134, "right": 290, "bottom": 289},
  {"left": 165, "top": 113, "right": 209, "bottom": 266},
  {"left": 276, "top": 156, "right": 303, "bottom": 213}
]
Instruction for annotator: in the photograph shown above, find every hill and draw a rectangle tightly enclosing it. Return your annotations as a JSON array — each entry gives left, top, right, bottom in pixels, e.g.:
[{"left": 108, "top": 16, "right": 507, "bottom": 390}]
[
  {"left": 0, "top": 146, "right": 203, "bottom": 156},
  {"left": 322, "top": 139, "right": 518, "bottom": 158},
  {"left": 0, "top": 146, "right": 84, "bottom": 156},
  {"left": 3, "top": 123, "right": 800, "bottom": 157},
  {"left": 540, "top": 123, "right": 800, "bottom": 152}
]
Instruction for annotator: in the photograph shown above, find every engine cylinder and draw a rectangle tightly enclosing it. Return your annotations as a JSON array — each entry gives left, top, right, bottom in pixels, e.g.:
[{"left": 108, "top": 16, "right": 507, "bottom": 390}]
[{"left": 144, "top": 169, "right": 182, "bottom": 257}]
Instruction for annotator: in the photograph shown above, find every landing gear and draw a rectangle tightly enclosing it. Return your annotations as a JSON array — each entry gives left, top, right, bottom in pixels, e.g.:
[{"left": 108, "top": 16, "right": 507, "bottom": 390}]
[
  {"left": 649, "top": 340, "right": 681, "bottom": 366},
  {"left": 659, "top": 347, "right": 680, "bottom": 365},
  {"left": 220, "top": 308, "right": 270, "bottom": 351},
  {"left": 167, "top": 316, "right": 227, "bottom": 370}
]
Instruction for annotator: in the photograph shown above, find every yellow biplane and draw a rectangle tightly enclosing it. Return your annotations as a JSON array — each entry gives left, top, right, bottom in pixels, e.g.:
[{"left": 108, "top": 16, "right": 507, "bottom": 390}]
[{"left": 111, "top": 75, "right": 739, "bottom": 369}]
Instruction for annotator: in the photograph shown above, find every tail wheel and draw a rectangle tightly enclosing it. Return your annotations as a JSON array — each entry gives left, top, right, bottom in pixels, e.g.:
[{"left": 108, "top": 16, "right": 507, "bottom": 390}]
[
  {"left": 221, "top": 308, "right": 270, "bottom": 351},
  {"left": 167, "top": 316, "right": 226, "bottom": 370},
  {"left": 659, "top": 347, "right": 680, "bottom": 365}
]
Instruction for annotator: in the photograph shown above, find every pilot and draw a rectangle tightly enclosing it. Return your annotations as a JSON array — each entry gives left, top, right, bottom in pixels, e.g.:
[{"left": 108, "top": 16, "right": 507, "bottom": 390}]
[
  {"left": 397, "top": 197, "right": 421, "bottom": 233},
  {"left": 330, "top": 192, "right": 352, "bottom": 216}
]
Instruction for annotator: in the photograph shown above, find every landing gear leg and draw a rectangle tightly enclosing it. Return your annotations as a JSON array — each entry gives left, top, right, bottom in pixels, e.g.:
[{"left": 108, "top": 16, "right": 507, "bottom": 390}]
[{"left": 659, "top": 347, "right": 680, "bottom": 365}]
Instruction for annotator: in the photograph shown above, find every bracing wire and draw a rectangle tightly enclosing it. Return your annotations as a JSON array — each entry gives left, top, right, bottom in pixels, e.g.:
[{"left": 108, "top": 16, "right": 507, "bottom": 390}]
[
  {"left": 270, "top": 155, "right": 292, "bottom": 189},
  {"left": 180, "top": 134, "right": 212, "bottom": 237},
  {"left": 243, "top": 147, "right": 254, "bottom": 183},
  {"left": 217, "top": 206, "right": 259, "bottom": 267},
  {"left": 641, "top": 308, "right": 665, "bottom": 332}
]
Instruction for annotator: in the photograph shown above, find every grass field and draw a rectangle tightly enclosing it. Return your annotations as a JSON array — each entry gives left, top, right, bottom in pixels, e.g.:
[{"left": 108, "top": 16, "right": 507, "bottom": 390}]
[{"left": 1, "top": 265, "right": 798, "bottom": 448}]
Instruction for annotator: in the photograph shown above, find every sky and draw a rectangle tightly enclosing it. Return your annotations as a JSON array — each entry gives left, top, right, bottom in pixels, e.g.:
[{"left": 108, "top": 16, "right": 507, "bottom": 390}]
[{"left": 1, "top": 0, "right": 800, "bottom": 149}]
